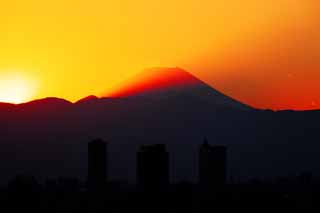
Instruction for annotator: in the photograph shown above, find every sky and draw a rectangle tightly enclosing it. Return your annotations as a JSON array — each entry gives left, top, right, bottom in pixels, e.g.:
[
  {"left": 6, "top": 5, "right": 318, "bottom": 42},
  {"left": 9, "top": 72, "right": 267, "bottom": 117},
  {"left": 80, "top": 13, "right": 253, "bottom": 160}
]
[{"left": 0, "top": 0, "right": 319, "bottom": 110}]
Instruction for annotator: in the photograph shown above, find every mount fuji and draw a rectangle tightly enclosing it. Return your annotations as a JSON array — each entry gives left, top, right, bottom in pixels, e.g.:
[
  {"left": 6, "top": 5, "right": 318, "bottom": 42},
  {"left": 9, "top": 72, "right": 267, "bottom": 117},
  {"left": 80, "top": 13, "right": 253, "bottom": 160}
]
[{"left": 106, "top": 67, "right": 252, "bottom": 111}]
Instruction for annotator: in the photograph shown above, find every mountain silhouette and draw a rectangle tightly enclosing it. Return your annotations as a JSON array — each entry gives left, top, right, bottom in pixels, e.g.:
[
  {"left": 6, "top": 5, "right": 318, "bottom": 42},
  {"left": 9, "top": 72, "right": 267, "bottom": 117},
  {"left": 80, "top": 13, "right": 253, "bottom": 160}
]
[
  {"left": 105, "top": 67, "right": 252, "bottom": 111},
  {"left": 75, "top": 95, "right": 99, "bottom": 104},
  {"left": 0, "top": 67, "right": 319, "bottom": 183}
]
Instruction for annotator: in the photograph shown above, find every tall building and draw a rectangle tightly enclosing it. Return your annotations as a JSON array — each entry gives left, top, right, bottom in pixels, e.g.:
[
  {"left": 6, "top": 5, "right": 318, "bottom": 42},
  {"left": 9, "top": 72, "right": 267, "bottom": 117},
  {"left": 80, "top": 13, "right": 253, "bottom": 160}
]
[
  {"left": 199, "top": 139, "right": 227, "bottom": 188},
  {"left": 137, "top": 144, "right": 169, "bottom": 190},
  {"left": 88, "top": 138, "right": 107, "bottom": 191}
]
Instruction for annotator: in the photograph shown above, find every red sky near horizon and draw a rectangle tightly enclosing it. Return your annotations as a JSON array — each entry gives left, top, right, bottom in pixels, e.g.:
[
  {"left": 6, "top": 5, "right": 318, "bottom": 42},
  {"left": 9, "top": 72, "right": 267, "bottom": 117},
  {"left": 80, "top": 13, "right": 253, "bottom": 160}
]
[{"left": 0, "top": 0, "right": 319, "bottom": 110}]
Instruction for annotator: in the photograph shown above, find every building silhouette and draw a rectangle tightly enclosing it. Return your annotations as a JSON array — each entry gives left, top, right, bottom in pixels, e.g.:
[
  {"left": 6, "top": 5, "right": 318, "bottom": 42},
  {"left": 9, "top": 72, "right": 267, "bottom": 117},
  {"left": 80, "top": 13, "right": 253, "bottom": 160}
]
[
  {"left": 199, "top": 138, "right": 227, "bottom": 189},
  {"left": 137, "top": 144, "right": 169, "bottom": 190},
  {"left": 88, "top": 138, "right": 107, "bottom": 191}
]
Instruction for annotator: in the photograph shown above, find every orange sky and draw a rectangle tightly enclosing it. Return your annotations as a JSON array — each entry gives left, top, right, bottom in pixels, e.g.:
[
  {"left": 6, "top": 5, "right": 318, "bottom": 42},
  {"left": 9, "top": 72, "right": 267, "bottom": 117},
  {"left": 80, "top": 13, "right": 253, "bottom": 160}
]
[{"left": 0, "top": 0, "right": 319, "bottom": 110}]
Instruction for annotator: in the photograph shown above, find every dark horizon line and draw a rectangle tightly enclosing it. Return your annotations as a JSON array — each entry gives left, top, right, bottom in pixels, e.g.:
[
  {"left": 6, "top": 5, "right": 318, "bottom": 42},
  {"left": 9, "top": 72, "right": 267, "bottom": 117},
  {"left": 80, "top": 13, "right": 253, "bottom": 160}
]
[{"left": 1, "top": 95, "right": 319, "bottom": 112}]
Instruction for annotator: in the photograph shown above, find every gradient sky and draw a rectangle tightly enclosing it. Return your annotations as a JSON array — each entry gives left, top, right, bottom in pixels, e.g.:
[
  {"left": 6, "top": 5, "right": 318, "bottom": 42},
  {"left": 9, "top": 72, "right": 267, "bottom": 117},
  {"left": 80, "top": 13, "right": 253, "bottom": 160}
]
[{"left": 0, "top": 0, "right": 319, "bottom": 109}]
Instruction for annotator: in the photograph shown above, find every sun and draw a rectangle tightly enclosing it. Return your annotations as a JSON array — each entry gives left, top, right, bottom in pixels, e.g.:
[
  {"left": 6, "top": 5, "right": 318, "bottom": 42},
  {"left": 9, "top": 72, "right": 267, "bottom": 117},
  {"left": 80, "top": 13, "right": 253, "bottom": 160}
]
[{"left": 0, "top": 73, "right": 37, "bottom": 104}]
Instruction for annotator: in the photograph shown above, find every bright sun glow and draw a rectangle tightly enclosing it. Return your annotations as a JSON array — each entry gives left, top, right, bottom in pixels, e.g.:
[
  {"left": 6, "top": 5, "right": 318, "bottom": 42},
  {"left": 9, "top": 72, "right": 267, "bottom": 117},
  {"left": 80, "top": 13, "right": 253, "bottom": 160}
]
[{"left": 0, "top": 73, "right": 37, "bottom": 104}]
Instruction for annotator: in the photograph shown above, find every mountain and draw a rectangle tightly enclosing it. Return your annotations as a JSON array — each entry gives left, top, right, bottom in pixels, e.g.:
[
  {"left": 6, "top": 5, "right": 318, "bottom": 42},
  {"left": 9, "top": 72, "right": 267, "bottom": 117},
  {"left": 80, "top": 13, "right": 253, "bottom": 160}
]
[
  {"left": 75, "top": 95, "right": 99, "bottom": 104},
  {"left": 106, "top": 67, "right": 252, "bottom": 111},
  {"left": 0, "top": 67, "right": 319, "bottom": 184}
]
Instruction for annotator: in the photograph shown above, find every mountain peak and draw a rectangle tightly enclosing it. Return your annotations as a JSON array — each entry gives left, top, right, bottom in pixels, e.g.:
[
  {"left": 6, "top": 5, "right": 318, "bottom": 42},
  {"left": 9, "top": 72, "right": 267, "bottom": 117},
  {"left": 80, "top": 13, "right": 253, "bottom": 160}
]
[
  {"left": 141, "top": 67, "right": 198, "bottom": 81},
  {"left": 76, "top": 95, "right": 99, "bottom": 104},
  {"left": 22, "top": 97, "right": 71, "bottom": 105},
  {"left": 19, "top": 97, "right": 72, "bottom": 110},
  {"left": 105, "top": 67, "right": 201, "bottom": 98}
]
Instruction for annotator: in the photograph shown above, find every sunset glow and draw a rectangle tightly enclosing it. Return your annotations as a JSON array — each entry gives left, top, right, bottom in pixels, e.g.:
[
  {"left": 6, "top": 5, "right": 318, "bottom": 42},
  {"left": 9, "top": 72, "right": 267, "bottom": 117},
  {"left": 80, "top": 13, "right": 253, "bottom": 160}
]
[
  {"left": 0, "top": 0, "right": 319, "bottom": 110},
  {"left": 107, "top": 68, "right": 200, "bottom": 98},
  {"left": 0, "top": 72, "right": 37, "bottom": 104}
]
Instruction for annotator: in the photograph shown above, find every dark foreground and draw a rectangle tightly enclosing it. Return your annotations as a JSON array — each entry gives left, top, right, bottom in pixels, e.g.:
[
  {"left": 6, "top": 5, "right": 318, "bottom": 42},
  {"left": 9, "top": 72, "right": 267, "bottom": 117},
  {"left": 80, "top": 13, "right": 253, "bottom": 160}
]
[{"left": 1, "top": 175, "right": 320, "bottom": 213}]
